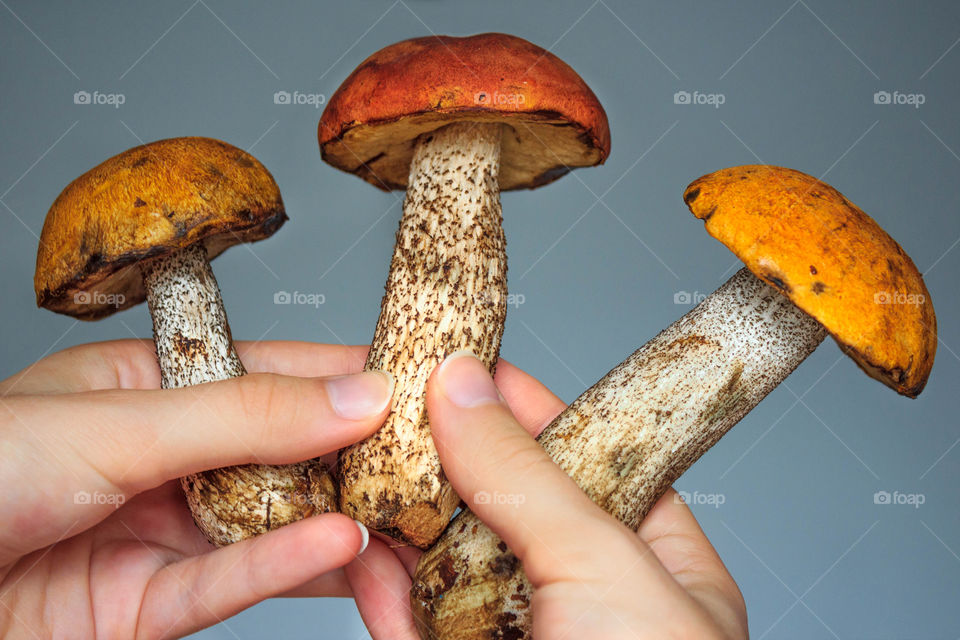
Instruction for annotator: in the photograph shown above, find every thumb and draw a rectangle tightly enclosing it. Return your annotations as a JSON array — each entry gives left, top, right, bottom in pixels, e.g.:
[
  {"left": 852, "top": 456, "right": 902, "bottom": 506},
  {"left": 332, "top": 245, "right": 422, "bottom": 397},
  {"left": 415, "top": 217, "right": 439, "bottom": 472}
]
[{"left": 426, "top": 352, "right": 630, "bottom": 585}]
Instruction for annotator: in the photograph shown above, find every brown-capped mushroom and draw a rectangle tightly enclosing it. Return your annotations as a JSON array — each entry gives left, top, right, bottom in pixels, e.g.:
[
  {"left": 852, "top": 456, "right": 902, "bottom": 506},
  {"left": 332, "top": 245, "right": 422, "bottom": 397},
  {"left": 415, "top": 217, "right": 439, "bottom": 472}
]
[
  {"left": 34, "top": 136, "right": 336, "bottom": 546},
  {"left": 411, "top": 165, "right": 937, "bottom": 639},
  {"left": 319, "top": 33, "right": 610, "bottom": 548}
]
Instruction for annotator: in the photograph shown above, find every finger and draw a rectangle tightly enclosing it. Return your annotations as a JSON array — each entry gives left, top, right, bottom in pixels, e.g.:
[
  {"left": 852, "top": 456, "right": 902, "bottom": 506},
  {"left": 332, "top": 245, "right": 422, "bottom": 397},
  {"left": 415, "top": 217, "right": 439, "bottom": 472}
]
[
  {"left": 1, "top": 371, "right": 392, "bottom": 558},
  {"left": 135, "top": 514, "right": 367, "bottom": 639},
  {"left": 245, "top": 349, "right": 562, "bottom": 435},
  {"left": 492, "top": 360, "right": 566, "bottom": 438},
  {"left": 346, "top": 538, "right": 421, "bottom": 640},
  {"left": 365, "top": 529, "right": 423, "bottom": 576},
  {"left": 277, "top": 569, "right": 351, "bottom": 598},
  {"left": 426, "top": 352, "right": 634, "bottom": 586},
  {"left": 393, "top": 545, "right": 423, "bottom": 577},
  {"left": 639, "top": 489, "right": 731, "bottom": 580},
  {"left": 1, "top": 338, "right": 560, "bottom": 426},
  {"left": 639, "top": 489, "right": 747, "bottom": 631},
  {"left": 237, "top": 341, "right": 368, "bottom": 378},
  {"left": 64, "top": 371, "right": 391, "bottom": 489},
  {"left": 0, "top": 339, "right": 372, "bottom": 396},
  {"left": 428, "top": 355, "right": 743, "bottom": 636},
  {"left": 0, "top": 339, "right": 161, "bottom": 396}
]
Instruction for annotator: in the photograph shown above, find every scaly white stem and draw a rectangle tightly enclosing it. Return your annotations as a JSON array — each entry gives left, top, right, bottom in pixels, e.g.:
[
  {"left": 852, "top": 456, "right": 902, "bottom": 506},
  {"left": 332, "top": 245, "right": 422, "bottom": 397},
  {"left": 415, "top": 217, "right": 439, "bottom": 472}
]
[
  {"left": 141, "top": 243, "right": 336, "bottom": 546},
  {"left": 338, "top": 122, "right": 507, "bottom": 548},
  {"left": 412, "top": 268, "right": 827, "bottom": 639}
]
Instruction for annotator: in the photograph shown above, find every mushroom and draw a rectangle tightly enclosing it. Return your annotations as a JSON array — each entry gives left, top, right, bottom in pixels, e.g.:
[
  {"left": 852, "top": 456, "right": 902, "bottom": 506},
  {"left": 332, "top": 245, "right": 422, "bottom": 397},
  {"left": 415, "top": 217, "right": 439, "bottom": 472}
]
[
  {"left": 411, "top": 165, "right": 937, "bottom": 639},
  {"left": 34, "top": 136, "right": 337, "bottom": 546},
  {"left": 319, "top": 33, "right": 610, "bottom": 547}
]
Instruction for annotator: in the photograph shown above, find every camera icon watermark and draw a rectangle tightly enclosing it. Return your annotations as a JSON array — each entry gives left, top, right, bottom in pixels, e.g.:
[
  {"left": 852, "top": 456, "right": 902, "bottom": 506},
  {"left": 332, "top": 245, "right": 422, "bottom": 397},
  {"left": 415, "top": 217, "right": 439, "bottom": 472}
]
[
  {"left": 675, "top": 490, "right": 726, "bottom": 508},
  {"left": 274, "top": 290, "right": 325, "bottom": 308},
  {"left": 474, "top": 490, "right": 526, "bottom": 507},
  {"left": 74, "top": 490, "right": 126, "bottom": 508},
  {"left": 476, "top": 290, "right": 526, "bottom": 309},
  {"left": 673, "top": 290, "right": 707, "bottom": 305},
  {"left": 673, "top": 90, "right": 725, "bottom": 108},
  {"left": 73, "top": 90, "right": 126, "bottom": 108},
  {"left": 873, "top": 90, "right": 925, "bottom": 108},
  {"left": 74, "top": 291, "right": 125, "bottom": 308},
  {"left": 873, "top": 490, "right": 924, "bottom": 508},
  {"left": 273, "top": 90, "right": 326, "bottom": 108},
  {"left": 279, "top": 490, "right": 312, "bottom": 506},
  {"left": 874, "top": 291, "right": 926, "bottom": 305},
  {"left": 474, "top": 91, "right": 526, "bottom": 106}
]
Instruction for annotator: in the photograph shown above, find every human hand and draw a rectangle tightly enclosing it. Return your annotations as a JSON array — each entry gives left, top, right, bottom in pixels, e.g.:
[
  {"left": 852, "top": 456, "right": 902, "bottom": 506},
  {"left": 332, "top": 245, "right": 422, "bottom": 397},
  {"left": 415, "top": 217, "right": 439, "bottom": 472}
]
[
  {"left": 353, "top": 352, "right": 749, "bottom": 639},
  {"left": 343, "top": 353, "right": 569, "bottom": 639},
  {"left": 0, "top": 340, "right": 392, "bottom": 639}
]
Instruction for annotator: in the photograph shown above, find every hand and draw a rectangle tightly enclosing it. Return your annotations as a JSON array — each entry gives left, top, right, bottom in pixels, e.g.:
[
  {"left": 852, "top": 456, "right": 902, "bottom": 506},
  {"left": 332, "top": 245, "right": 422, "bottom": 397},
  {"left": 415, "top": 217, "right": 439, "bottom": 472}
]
[
  {"left": 343, "top": 353, "right": 570, "bottom": 639},
  {"left": 0, "top": 340, "right": 392, "bottom": 639},
  {"left": 352, "top": 352, "right": 749, "bottom": 639}
]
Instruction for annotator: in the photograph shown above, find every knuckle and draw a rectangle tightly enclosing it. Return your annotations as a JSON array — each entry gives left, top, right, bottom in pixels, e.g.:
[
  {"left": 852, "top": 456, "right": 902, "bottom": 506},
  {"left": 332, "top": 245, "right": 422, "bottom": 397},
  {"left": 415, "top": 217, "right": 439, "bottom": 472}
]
[{"left": 482, "top": 429, "right": 549, "bottom": 478}]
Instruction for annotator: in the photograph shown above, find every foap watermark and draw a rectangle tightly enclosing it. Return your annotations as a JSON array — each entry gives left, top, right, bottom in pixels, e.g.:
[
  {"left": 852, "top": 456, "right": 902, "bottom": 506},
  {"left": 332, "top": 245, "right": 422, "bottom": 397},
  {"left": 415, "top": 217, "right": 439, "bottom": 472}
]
[
  {"left": 274, "top": 290, "right": 325, "bottom": 308},
  {"left": 474, "top": 490, "right": 525, "bottom": 507},
  {"left": 74, "top": 490, "right": 126, "bottom": 508},
  {"left": 474, "top": 91, "right": 525, "bottom": 106},
  {"left": 874, "top": 291, "right": 926, "bottom": 306},
  {"left": 873, "top": 490, "right": 925, "bottom": 508},
  {"left": 873, "top": 90, "right": 925, "bottom": 108},
  {"left": 676, "top": 490, "right": 726, "bottom": 508},
  {"left": 275, "top": 490, "right": 312, "bottom": 506},
  {"left": 73, "top": 90, "right": 126, "bottom": 108},
  {"left": 674, "top": 290, "right": 708, "bottom": 305},
  {"left": 674, "top": 90, "right": 725, "bottom": 108},
  {"left": 476, "top": 289, "right": 526, "bottom": 309},
  {"left": 273, "top": 90, "right": 326, "bottom": 108},
  {"left": 74, "top": 291, "right": 125, "bottom": 308}
]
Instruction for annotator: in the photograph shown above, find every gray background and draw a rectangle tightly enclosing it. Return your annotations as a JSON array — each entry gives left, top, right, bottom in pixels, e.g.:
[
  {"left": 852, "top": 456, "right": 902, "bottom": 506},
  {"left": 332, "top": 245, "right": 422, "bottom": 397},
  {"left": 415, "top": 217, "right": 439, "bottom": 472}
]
[{"left": 1, "top": 1, "right": 958, "bottom": 638}]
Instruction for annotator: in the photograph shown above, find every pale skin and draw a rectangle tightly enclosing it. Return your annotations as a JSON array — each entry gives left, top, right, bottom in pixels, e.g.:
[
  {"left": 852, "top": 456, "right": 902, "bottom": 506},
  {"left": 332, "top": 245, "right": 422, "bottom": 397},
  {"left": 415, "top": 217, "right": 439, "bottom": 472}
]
[
  {"left": 0, "top": 340, "right": 394, "bottom": 639},
  {"left": 349, "top": 353, "right": 749, "bottom": 640},
  {"left": 0, "top": 341, "right": 745, "bottom": 638}
]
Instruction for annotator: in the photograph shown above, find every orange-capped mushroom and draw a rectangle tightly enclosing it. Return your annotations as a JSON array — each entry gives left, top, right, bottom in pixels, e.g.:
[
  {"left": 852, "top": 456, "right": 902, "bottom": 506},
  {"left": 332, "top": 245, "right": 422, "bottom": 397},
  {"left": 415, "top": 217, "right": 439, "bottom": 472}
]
[
  {"left": 36, "top": 137, "right": 286, "bottom": 320},
  {"left": 411, "top": 166, "right": 936, "bottom": 640},
  {"left": 319, "top": 32, "right": 609, "bottom": 191},
  {"left": 319, "top": 33, "right": 609, "bottom": 548},
  {"left": 35, "top": 137, "right": 336, "bottom": 547},
  {"left": 684, "top": 164, "right": 935, "bottom": 396}
]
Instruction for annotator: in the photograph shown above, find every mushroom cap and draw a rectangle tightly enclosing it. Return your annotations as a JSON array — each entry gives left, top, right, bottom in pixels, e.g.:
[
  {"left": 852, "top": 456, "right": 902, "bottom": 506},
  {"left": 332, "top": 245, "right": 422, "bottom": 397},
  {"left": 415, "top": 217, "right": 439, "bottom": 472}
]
[
  {"left": 318, "top": 32, "right": 610, "bottom": 191},
  {"left": 35, "top": 137, "right": 286, "bottom": 320},
  {"left": 683, "top": 165, "right": 936, "bottom": 397}
]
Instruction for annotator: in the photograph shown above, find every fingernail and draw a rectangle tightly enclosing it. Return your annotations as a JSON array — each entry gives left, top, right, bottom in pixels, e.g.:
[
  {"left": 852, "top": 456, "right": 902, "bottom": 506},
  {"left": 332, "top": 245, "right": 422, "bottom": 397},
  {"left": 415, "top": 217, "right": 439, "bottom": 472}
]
[
  {"left": 326, "top": 371, "right": 394, "bottom": 420},
  {"left": 354, "top": 520, "right": 369, "bottom": 554},
  {"left": 436, "top": 350, "right": 503, "bottom": 408}
]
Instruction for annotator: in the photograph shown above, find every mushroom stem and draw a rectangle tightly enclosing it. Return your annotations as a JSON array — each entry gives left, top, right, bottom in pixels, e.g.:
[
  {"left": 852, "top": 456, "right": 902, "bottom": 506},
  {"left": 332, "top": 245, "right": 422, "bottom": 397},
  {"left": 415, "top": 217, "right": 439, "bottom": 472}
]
[
  {"left": 141, "top": 243, "right": 244, "bottom": 386},
  {"left": 339, "top": 121, "right": 507, "bottom": 548},
  {"left": 140, "top": 243, "right": 336, "bottom": 546},
  {"left": 412, "top": 267, "right": 828, "bottom": 639}
]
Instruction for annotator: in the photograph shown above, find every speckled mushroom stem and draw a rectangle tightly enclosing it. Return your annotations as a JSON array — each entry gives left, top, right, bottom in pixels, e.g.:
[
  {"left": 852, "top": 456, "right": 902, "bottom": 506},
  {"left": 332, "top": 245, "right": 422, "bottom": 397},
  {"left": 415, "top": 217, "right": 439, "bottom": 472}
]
[
  {"left": 140, "top": 243, "right": 336, "bottom": 547},
  {"left": 338, "top": 121, "right": 507, "bottom": 548},
  {"left": 412, "top": 267, "right": 828, "bottom": 640}
]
